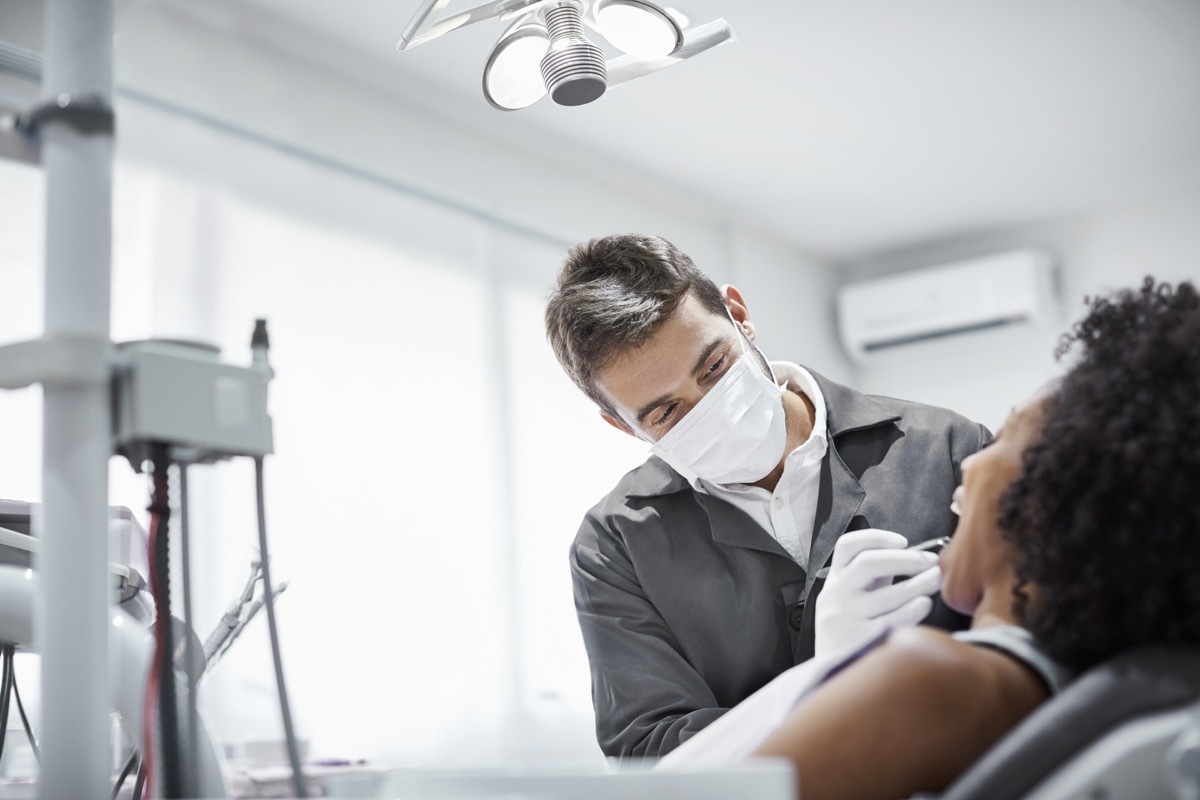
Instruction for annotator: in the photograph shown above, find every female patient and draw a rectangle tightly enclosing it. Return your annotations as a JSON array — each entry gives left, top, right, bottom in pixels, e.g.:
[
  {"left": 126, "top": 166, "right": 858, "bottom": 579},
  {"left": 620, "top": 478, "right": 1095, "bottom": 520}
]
[{"left": 660, "top": 277, "right": 1200, "bottom": 800}]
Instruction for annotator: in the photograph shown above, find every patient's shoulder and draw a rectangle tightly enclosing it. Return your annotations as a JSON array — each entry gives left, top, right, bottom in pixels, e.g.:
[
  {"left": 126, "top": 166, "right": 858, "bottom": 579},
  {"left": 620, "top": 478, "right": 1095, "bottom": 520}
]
[
  {"left": 867, "top": 626, "right": 980, "bottom": 684},
  {"left": 886, "top": 623, "right": 965, "bottom": 652},
  {"left": 871, "top": 625, "right": 1050, "bottom": 709},
  {"left": 754, "top": 624, "right": 1052, "bottom": 798}
]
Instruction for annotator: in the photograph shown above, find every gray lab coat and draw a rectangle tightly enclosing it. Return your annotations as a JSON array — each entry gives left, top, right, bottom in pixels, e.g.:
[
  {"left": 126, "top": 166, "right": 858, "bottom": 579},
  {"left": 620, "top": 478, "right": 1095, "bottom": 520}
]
[{"left": 570, "top": 370, "right": 990, "bottom": 758}]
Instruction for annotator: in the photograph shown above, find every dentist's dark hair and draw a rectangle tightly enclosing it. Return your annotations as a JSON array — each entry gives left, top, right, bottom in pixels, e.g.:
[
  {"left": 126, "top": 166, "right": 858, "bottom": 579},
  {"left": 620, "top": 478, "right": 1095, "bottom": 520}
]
[
  {"left": 545, "top": 234, "right": 727, "bottom": 416},
  {"left": 999, "top": 276, "right": 1200, "bottom": 674}
]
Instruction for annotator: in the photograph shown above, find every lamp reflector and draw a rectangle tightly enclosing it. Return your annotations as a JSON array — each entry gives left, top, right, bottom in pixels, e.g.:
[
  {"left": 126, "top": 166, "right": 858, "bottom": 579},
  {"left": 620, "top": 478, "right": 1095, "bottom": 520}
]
[
  {"left": 484, "top": 26, "right": 551, "bottom": 110},
  {"left": 594, "top": 0, "right": 681, "bottom": 57}
]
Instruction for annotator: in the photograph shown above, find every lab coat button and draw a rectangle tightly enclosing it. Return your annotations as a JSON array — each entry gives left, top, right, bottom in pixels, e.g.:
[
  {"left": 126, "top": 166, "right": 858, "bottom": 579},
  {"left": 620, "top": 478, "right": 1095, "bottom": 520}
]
[
  {"left": 773, "top": 496, "right": 784, "bottom": 510},
  {"left": 788, "top": 603, "right": 805, "bottom": 631}
]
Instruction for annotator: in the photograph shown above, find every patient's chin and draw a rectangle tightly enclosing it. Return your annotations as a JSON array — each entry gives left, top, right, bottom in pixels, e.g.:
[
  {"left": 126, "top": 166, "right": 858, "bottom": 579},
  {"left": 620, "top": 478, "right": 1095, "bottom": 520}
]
[{"left": 940, "top": 570, "right": 981, "bottom": 617}]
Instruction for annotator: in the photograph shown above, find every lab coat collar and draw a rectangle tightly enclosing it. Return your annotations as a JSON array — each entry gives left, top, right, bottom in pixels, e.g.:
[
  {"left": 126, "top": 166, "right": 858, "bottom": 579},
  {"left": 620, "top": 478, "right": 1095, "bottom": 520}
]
[
  {"left": 816, "top": 369, "right": 901, "bottom": 437},
  {"left": 624, "top": 368, "right": 901, "bottom": 498}
]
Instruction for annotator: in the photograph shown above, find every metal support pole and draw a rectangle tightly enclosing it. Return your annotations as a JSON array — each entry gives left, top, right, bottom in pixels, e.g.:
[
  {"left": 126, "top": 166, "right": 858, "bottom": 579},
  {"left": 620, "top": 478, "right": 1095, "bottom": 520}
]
[{"left": 35, "top": 0, "right": 114, "bottom": 796}]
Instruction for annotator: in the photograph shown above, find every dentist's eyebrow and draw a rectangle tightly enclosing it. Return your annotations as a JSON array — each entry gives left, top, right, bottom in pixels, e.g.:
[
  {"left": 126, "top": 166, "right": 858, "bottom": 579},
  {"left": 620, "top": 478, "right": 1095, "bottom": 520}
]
[
  {"left": 633, "top": 336, "right": 726, "bottom": 426},
  {"left": 691, "top": 337, "right": 727, "bottom": 380}
]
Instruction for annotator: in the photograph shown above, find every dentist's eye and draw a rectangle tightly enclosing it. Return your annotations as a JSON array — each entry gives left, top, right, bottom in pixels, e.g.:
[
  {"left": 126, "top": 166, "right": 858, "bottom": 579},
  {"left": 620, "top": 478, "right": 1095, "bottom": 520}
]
[
  {"left": 653, "top": 403, "right": 678, "bottom": 427},
  {"left": 706, "top": 354, "right": 726, "bottom": 376}
]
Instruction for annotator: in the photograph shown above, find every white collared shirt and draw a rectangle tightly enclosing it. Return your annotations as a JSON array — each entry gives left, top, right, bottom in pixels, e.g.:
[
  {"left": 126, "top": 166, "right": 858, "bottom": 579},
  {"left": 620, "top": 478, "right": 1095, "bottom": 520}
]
[{"left": 694, "top": 362, "right": 828, "bottom": 569}]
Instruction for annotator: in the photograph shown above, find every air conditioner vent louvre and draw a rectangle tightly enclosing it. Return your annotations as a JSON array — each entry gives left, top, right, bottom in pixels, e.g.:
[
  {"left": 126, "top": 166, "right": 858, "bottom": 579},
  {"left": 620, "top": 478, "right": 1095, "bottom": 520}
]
[{"left": 862, "top": 314, "right": 1029, "bottom": 352}]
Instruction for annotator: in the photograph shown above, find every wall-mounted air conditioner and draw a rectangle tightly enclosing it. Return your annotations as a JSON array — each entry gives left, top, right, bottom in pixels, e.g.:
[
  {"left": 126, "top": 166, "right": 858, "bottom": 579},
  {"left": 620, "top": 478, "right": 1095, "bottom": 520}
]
[{"left": 837, "top": 249, "right": 1057, "bottom": 362}]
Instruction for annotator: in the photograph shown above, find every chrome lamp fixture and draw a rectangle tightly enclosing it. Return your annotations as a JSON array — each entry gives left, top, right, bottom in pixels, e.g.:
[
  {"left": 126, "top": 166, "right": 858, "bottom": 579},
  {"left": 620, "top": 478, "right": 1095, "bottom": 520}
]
[{"left": 397, "top": 0, "right": 734, "bottom": 110}]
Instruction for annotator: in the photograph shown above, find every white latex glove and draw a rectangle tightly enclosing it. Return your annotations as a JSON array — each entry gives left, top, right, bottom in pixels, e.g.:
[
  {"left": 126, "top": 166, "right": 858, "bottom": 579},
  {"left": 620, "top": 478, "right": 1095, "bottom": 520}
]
[{"left": 814, "top": 528, "right": 942, "bottom": 657}]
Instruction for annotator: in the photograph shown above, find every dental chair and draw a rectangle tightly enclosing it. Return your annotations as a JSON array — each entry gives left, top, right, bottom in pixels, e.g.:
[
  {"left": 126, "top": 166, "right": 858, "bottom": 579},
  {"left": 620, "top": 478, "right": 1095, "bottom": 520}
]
[{"left": 941, "top": 646, "right": 1200, "bottom": 800}]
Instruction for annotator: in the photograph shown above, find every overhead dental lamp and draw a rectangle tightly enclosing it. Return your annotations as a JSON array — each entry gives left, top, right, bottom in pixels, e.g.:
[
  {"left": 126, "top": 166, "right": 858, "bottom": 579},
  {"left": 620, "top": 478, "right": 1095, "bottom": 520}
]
[{"left": 397, "top": 0, "right": 734, "bottom": 110}]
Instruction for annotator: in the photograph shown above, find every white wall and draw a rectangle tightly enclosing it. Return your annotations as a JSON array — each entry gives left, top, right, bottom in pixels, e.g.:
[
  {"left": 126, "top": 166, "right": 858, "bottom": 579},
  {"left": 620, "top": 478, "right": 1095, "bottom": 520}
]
[
  {"left": 841, "top": 193, "right": 1200, "bottom": 431},
  {"left": 729, "top": 226, "right": 855, "bottom": 386}
]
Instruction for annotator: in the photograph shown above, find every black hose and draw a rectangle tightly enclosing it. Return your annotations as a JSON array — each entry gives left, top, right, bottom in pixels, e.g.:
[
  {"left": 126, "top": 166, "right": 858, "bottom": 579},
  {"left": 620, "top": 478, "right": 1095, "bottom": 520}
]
[
  {"left": 150, "top": 449, "right": 183, "bottom": 798},
  {"left": 178, "top": 464, "right": 200, "bottom": 797},
  {"left": 0, "top": 646, "right": 12, "bottom": 762},
  {"left": 111, "top": 751, "right": 139, "bottom": 800},
  {"left": 255, "top": 456, "right": 307, "bottom": 797},
  {"left": 132, "top": 758, "right": 148, "bottom": 800},
  {"left": 11, "top": 663, "right": 38, "bottom": 761}
]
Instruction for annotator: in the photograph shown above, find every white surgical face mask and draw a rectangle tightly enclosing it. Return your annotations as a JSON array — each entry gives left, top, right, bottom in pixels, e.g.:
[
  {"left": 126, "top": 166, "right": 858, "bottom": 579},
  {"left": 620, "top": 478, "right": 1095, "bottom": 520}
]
[{"left": 648, "top": 328, "right": 787, "bottom": 486}]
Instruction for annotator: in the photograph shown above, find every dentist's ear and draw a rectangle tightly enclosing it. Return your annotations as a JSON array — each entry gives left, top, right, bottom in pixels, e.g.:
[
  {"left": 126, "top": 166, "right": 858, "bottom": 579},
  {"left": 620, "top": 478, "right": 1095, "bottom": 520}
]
[
  {"left": 720, "top": 284, "right": 756, "bottom": 340},
  {"left": 600, "top": 410, "right": 638, "bottom": 439}
]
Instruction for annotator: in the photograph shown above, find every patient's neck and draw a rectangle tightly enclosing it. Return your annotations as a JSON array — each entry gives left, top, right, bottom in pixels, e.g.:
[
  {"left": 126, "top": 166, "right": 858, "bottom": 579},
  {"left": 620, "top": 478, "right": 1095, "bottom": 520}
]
[{"left": 968, "top": 564, "right": 1020, "bottom": 630}]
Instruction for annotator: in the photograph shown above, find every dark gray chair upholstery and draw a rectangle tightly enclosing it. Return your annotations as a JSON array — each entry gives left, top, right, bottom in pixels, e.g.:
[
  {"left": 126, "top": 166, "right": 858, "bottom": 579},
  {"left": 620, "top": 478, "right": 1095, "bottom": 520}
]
[{"left": 941, "top": 646, "right": 1200, "bottom": 800}]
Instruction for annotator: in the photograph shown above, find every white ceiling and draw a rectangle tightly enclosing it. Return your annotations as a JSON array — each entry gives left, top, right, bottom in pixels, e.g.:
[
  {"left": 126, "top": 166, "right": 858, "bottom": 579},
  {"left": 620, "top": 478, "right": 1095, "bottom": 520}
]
[{"left": 152, "top": 1, "right": 1200, "bottom": 258}]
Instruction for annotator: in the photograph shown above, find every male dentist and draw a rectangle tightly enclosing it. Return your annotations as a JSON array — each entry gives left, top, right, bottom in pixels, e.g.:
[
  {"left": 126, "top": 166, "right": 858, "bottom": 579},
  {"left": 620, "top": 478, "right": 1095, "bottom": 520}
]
[{"left": 544, "top": 234, "right": 989, "bottom": 758}]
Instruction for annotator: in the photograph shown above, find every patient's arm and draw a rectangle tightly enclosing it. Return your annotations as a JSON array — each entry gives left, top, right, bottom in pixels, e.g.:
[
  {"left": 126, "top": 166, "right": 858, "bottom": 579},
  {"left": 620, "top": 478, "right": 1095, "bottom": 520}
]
[{"left": 752, "top": 626, "right": 1048, "bottom": 800}]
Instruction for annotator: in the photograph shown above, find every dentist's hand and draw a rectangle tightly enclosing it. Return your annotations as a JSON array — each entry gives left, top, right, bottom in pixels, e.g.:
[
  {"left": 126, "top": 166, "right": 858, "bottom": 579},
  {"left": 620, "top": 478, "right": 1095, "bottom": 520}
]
[{"left": 814, "top": 528, "right": 942, "bottom": 657}]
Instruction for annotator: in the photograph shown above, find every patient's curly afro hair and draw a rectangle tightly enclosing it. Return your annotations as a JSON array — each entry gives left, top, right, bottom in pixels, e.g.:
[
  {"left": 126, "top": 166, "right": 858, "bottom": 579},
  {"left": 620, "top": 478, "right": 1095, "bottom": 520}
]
[{"left": 999, "top": 277, "right": 1200, "bottom": 675}]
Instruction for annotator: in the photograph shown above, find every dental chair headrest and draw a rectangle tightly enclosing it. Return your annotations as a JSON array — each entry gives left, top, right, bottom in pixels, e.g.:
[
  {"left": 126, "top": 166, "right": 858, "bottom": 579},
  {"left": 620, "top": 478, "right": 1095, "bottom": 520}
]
[{"left": 940, "top": 645, "right": 1200, "bottom": 800}]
